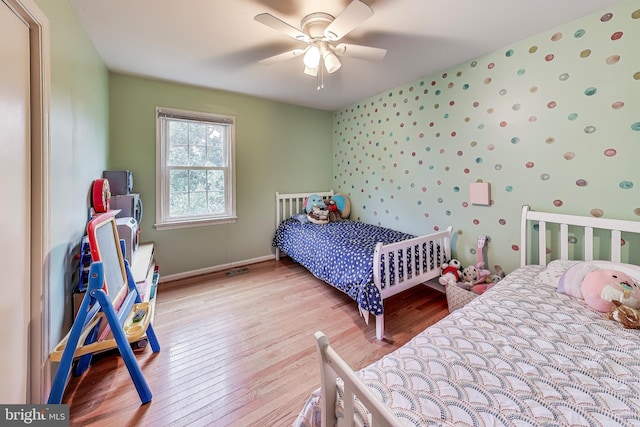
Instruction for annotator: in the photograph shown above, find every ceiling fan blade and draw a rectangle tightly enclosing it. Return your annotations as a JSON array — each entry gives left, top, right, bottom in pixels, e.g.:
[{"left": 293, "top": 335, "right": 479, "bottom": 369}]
[
  {"left": 254, "top": 13, "right": 310, "bottom": 43},
  {"left": 258, "top": 48, "right": 306, "bottom": 65},
  {"left": 334, "top": 43, "right": 386, "bottom": 61},
  {"left": 323, "top": 0, "right": 373, "bottom": 41}
]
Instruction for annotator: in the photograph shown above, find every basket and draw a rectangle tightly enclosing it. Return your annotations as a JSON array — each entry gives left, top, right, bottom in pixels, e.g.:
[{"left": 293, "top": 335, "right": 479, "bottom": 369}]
[{"left": 445, "top": 285, "right": 478, "bottom": 312}]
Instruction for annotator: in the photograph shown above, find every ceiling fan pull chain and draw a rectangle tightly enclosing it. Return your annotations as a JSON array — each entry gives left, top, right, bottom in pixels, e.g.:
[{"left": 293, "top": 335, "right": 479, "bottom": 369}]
[{"left": 317, "top": 61, "right": 324, "bottom": 91}]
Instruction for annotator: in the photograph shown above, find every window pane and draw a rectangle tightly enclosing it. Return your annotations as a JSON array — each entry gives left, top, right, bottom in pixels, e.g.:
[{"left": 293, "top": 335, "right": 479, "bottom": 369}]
[
  {"left": 169, "top": 191, "right": 189, "bottom": 217},
  {"left": 169, "top": 121, "right": 188, "bottom": 146},
  {"left": 169, "top": 144, "right": 189, "bottom": 166},
  {"left": 189, "top": 191, "right": 208, "bottom": 215},
  {"left": 169, "top": 169, "right": 188, "bottom": 192},
  {"left": 207, "top": 145, "right": 225, "bottom": 167},
  {"left": 189, "top": 144, "right": 207, "bottom": 166},
  {"left": 208, "top": 192, "right": 225, "bottom": 214},
  {"left": 209, "top": 170, "right": 224, "bottom": 192},
  {"left": 189, "top": 170, "right": 208, "bottom": 191},
  {"left": 189, "top": 122, "right": 207, "bottom": 146}
]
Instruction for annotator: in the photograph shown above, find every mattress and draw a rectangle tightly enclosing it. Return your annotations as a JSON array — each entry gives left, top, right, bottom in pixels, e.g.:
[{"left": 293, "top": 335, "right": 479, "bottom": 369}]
[{"left": 294, "top": 264, "right": 640, "bottom": 426}]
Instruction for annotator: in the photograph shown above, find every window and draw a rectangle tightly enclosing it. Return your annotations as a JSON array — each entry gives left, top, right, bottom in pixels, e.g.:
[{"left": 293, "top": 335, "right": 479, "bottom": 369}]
[{"left": 155, "top": 107, "right": 236, "bottom": 230}]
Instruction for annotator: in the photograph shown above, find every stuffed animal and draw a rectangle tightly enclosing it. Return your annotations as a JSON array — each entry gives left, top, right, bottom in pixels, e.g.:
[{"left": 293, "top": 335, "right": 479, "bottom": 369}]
[
  {"left": 461, "top": 262, "right": 491, "bottom": 289},
  {"left": 607, "top": 300, "right": 640, "bottom": 329},
  {"left": 324, "top": 199, "right": 342, "bottom": 222},
  {"left": 439, "top": 259, "right": 463, "bottom": 287},
  {"left": 307, "top": 205, "right": 329, "bottom": 224},
  {"left": 581, "top": 268, "right": 640, "bottom": 313},
  {"left": 304, "top": 194, "right": 325, "bottom": 213}
]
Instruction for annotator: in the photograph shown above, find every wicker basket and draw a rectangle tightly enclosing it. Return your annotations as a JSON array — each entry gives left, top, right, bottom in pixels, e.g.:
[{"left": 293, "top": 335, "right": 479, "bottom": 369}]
[{"left": 445, "top": 285, "right": 478, "bottom": 312}]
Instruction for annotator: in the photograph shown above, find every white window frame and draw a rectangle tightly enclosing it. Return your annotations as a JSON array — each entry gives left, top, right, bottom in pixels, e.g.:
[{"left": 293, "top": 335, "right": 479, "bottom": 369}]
[{"left": 155, "top": 107, "right": 236, "bottom": 230}]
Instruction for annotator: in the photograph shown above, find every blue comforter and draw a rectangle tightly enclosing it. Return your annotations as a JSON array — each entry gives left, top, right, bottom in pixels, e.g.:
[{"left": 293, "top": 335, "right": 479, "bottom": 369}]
[{"left": 273, "top": 219, "right": 428, "bottom": 315}]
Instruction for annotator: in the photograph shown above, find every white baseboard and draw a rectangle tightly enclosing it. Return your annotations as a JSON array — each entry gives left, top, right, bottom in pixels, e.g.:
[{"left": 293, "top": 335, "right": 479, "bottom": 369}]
[{"left": 159, "top": 254, "right": 276, "bottom": 283}]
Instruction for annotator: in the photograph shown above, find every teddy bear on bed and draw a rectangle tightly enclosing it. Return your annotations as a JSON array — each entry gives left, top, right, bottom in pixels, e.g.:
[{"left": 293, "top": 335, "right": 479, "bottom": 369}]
[
  {"left": 324, "top": 198, "right": 343, "bottom": 222},
  {"left": 439, "top": 259, "right": 463, "bottom": 287}
]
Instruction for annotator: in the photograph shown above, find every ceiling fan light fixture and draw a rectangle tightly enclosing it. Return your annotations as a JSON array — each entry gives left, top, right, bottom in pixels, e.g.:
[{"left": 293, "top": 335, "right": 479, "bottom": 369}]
[
  {"left": 323, "top": 50, "right": 341, "bottom": 73},
  {"left": 303, "top": 45, "right": 321, "bottom": 68},
  {"left": 304, "top": 65, "right": 318, "bottom": 77}
]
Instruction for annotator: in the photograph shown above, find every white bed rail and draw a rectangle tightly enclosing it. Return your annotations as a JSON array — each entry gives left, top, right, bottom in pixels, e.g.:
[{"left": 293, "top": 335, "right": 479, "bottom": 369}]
[
  {"left": 373, "top": 226, "right": 452, "bottom": 340},
  {"left": 520, "top": 205, "right": 640, "bottom": 267},
  {"left": 314, "top": 331, "right": 402, "bottom": 427}
]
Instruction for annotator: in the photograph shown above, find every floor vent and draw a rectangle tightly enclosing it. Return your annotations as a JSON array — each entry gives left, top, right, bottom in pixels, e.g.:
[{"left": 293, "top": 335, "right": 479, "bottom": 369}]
[{"left": 226, "top": 267, "right": 249, "bottom": 277}]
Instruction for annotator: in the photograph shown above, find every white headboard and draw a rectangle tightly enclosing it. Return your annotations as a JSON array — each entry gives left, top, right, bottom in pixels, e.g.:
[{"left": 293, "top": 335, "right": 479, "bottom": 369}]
[
  {"left": 520, "top": 205, "right": 640, "bottom": 267},
  {"left": 275, "top": 190, "right": 334, "bottom": 229}
]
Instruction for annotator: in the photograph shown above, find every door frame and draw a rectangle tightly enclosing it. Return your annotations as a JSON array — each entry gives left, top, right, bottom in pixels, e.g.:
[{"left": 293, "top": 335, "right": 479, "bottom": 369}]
[{"left": 3, "top": 0, "right": 51, "bottom": 404}]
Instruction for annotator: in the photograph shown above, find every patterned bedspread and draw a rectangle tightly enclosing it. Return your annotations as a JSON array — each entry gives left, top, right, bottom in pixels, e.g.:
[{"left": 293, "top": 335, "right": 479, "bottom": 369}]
[
  {"left": 294, "top": 265, "right": 640, "bottom": 426},
  {"left": 273, "top": 219, "right": 428, "bottom": 316}
]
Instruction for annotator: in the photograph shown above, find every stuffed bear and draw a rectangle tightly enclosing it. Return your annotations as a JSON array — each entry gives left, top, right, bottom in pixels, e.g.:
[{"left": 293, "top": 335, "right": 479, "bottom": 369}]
[
  {"left": 439, "top": 259, "right": 463, "bottom": 287},
  {"left": 324, "top": 199, "right": 342, "bottom": 222},
  {"left": 581, "top": 268, "right": 640, "bottom": 313}
]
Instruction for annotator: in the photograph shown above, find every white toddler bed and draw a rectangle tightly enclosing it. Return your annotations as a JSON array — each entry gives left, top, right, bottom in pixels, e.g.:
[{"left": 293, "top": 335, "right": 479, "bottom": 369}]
[
  {"left": 273, "top": 191, "right": 452, "bottom": 340},
  {"left": 295, "top": 205, "right": 640, "bottom": 426}
]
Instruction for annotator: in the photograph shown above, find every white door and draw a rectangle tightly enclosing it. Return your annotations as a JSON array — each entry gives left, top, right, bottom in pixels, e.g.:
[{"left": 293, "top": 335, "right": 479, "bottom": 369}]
[{"left": 0, "top": 0, "right": 31, "bottom": 404}]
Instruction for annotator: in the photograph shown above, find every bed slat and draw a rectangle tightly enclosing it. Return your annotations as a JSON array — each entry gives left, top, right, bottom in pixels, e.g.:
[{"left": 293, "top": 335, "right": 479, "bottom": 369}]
[
  {"left": 611, "top": 229, "right": 622, "bottom": 262},
  {"left": 584, "top": 226, "right": 594, "bottom": 261},
  {"left": 538, "top": 221, "right": 547, "bottom": 266}
]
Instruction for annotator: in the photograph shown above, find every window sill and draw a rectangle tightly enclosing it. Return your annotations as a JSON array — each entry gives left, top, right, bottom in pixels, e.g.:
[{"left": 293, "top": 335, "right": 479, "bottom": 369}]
[{"left": 154, "top": 216, "right": 237, "bottom": 231}]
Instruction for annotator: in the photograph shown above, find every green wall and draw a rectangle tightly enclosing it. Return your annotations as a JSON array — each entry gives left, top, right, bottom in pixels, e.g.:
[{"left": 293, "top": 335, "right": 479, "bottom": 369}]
[
  {"left": 34, "top": 0, "right": 110, "bottom": 348},
  {"left": 108, "top": 74, "right": 333, "bottom": 276},
  {"left": 333, "top": 0, "right": 640, "bottom": 274}
]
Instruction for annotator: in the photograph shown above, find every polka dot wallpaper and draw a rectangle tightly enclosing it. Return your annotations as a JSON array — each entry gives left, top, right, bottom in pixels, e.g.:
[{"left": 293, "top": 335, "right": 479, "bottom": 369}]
[{"left": 332, "top": 1, "right": 640, "bottom": 274}]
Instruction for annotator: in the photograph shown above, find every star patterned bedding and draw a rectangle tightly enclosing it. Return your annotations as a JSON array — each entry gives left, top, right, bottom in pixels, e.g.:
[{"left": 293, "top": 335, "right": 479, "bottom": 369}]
[
  {"left": 293, "top": 264, "right": 640, "bottom": 426},
  {"left": 272, "top": 219, "right": 436, "bottom": 316}
]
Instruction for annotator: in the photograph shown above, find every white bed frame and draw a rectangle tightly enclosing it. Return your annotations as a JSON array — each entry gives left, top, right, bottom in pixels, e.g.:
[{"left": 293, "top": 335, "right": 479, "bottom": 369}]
[
  {"left": 314, "top": 205, "right": 640, "bottom": 427},
  {"left": 275, "top": 191, "right": 453, "bottom": 340}
]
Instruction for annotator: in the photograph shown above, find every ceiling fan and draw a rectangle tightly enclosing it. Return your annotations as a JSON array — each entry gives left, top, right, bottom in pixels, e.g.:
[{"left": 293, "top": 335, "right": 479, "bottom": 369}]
[{"left": 254, "top": 0, "right": 386, "bottom": 80}]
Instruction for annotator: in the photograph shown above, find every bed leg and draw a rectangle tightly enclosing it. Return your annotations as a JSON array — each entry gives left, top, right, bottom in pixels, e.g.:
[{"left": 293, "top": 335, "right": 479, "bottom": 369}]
[
  {"left": 376, "top": 315, "right": 384, "bottom": 340},
  {"left": 275, "top": 247, "right": 280, "bottom": 261}
]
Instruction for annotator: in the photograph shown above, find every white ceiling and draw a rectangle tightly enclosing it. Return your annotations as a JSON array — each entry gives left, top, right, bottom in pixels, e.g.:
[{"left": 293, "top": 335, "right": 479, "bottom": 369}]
[{"left": 68, "top": 0, "right": 625, "bottom": 111}]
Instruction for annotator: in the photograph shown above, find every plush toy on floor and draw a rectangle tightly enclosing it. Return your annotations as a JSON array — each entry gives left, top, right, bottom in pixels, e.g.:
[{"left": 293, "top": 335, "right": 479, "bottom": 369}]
[{"left": 439, "top": 259, "right": 463, "bottom": 287}]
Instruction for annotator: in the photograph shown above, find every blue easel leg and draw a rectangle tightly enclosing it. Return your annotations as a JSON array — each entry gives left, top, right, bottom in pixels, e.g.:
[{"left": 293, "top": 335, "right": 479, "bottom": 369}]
[
  {"left": 145, "top": 323, "right": 161, "bottom": 353},
  {"left": 97, "top": 291, "right": 153, "bottom": 404},
  {"left": 75, "top": 320, "right": 101, "bottom": 376}
]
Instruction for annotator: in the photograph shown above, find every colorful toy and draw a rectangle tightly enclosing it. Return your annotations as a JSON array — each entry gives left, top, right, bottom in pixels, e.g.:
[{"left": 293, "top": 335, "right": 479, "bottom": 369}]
[
  {"left": 325, "top": 199, "right": 342, "bottom": 222},
  {"left": 461, "top": 263, "right": 492, "bottom": 290},
  {"left": 304, "top": 194, "right": 326, "bottom": 213},
  {"left": 581, "top": 268, "right": 640, "bottom": 313},
  {"left": 439, "top": 259, "right": 463, "bottom": 287},
  {"left": 460, "top": 235, "right": 492, "bottom": 292},
  {"left": 332, "top": 193, "right": 351, "bottom": 218}
]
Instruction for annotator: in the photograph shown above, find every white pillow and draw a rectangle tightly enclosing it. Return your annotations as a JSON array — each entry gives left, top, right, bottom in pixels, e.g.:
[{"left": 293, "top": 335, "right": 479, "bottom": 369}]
[{"left": 535, "top": 260, "right": 582, "bottom": 288}]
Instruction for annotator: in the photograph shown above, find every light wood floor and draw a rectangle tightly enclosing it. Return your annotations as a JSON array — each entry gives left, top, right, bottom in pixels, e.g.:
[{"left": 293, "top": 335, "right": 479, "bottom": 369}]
[{"left": 62, "top": 257, "right": 449, "bottom": 426}]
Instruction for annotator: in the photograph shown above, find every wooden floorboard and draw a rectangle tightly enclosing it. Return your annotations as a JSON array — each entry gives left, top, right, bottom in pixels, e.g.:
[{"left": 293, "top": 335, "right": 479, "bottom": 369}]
[{"left": 62, "top": 258, "right": 449, "bottom": 426}]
